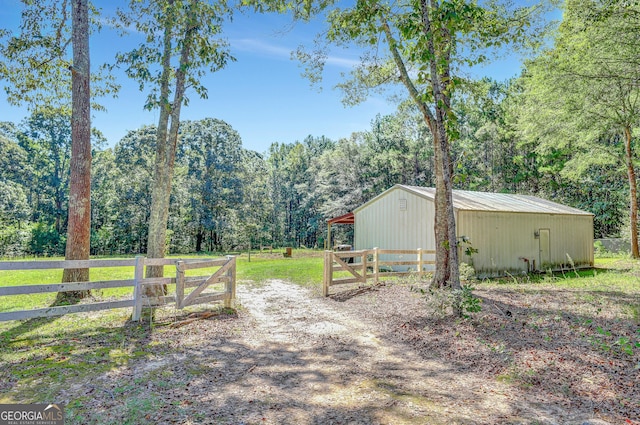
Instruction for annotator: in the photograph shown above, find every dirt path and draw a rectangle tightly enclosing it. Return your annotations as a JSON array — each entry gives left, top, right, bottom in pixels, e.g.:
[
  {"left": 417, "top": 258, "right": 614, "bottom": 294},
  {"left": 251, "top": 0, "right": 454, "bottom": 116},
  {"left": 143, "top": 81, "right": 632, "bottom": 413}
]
[
  {"left": 78, "top": 279, "right": 617, "bottom": 424},
  {"left": 221, "top": 280, "right": 597, "bottom": 425}
]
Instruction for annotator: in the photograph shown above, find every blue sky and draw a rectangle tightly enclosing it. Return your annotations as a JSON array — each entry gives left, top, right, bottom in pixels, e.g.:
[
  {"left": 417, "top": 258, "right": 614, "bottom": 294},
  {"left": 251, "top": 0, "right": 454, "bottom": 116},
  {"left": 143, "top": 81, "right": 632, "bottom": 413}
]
[{"left": 0, "top": 1, "right": 531, "bottom": 154}]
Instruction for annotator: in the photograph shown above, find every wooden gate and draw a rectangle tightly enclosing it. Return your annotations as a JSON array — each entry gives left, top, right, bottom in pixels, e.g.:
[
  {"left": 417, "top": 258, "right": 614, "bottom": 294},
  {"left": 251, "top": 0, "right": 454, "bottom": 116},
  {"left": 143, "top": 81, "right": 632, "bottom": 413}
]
[
  {"left": 175, "top": 256, "right": 236, "bottom": 309},
  {"left": 323, "top": 250, "right": 369, "bottom": 296},
  {"left": 323, "top": 248, "right": 435, "bottom": 296}
]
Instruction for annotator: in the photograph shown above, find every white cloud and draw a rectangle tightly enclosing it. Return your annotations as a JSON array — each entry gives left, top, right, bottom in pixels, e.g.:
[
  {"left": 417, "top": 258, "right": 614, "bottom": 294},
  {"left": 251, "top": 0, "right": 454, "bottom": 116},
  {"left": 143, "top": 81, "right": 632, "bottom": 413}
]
[
  {"left": 231, "top": 38, "right": 359, "bottom": 69},
  {"left": 325, "top": 55, "right": 360, "bottom": 69},
  {"left": 232, "top": 38, "right": 292, "bottom": 58}
]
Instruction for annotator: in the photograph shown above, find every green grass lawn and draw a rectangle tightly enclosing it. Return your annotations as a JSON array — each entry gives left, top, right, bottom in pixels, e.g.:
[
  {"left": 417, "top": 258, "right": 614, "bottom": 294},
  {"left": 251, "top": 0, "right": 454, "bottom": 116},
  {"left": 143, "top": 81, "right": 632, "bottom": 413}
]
[
  {"left": 0, "top": 251, "right": 634, "bottom": 314},
  {"left": 236, "top": 255, "right": 323, "bottom": 286},
  {"left": 488, "top": 256, "right": 640, "bottom": 292},
  {"left": 0, "top": 250, "right": 325, "bottom": 313}
]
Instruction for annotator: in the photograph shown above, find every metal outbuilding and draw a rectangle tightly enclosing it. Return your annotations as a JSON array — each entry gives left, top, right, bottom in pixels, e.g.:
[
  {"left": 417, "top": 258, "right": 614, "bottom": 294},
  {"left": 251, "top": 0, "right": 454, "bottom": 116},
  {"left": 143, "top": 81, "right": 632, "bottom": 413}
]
[{"left": 354, "top": 185, "right": 594, "bottom": 276}]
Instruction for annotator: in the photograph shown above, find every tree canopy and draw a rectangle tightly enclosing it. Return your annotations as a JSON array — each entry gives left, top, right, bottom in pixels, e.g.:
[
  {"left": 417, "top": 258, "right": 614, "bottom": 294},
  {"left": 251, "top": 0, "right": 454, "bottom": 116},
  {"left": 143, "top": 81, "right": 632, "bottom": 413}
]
[{"left": 519, "top": 0, "right": 640, "bottom": 257}]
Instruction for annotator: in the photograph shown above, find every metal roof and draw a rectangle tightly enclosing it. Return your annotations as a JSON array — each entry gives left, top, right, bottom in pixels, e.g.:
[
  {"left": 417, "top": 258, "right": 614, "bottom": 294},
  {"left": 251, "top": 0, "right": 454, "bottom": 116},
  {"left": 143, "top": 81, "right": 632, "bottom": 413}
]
[{"left": 357, "top": 185, "right": 593, "bottom": 216}]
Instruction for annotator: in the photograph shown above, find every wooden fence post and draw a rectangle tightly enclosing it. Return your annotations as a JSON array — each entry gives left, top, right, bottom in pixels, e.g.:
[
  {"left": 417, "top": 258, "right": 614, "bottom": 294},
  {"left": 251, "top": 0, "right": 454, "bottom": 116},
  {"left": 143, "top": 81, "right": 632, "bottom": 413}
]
[
  {"left": 175, "top": 260, "right": 185, "bottom": 309},
  {"left": 362, "top": 250, "right": 368, "bottom": 284},
  {"left": 132, "top": 256, "right": 145, "bottom": 321},
  {"left": 418, "top": 248, "right": 424, "bottom": 279},
  {"left": 225, "top": 256, "right": 236, "bottom": 308},
  {"left": 374, "top": 247, "right": 379, "bottom": 285},
  {"left": 323, "top": 250, "right": 332, "bottom": 297}
]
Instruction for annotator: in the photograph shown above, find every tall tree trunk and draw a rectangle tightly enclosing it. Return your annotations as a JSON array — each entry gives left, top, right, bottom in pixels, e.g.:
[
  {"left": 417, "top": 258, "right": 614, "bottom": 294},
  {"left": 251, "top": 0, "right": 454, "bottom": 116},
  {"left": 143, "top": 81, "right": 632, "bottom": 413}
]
[
  {"left": 59, "top": 0, "right": 91, "bottom": 301},
  {"left": 145, "top": 9, "right": 174, "bottom": 288},
  {"left": 624, "top": 126, "right": 639, "bottom": 258},
  {"left": 195, "top": 229, "right": 203, "bottom": 252},
  {"left": 421, "top": 0, "right": 460, "bottom": 293},
  {"left": 145, "top": 1, "right": 197, "bottom": 294},
  {"left": 432, "top": 125, "right": 450, "bottom": 288},
  {"left": 146, "top": 155, "right": 173, "bottom": 281},
  {"left": 438, "top": 123, "right": 461, "bottom": 291},
  {"left": 381, "top": 17, "right": 449, "bottom": 287}
]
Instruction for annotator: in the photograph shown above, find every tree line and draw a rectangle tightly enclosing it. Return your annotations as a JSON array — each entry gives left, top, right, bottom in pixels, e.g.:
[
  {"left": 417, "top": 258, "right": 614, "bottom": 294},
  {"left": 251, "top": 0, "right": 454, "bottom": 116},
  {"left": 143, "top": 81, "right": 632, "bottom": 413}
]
[{"left": 0, "top": 73, "right": 629, "bottom": 258}]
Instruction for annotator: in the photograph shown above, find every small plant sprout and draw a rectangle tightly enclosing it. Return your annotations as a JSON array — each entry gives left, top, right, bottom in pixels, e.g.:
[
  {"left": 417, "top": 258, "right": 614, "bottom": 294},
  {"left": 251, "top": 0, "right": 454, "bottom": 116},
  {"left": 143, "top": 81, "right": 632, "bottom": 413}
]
[{"left": 566, "top": 253, "right": 579, "bottom": 277}]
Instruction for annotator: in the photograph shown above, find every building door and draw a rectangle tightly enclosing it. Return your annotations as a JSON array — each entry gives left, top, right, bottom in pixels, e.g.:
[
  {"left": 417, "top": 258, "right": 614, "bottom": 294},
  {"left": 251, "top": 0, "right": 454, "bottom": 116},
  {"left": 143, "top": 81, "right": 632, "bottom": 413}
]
[{"left": 539, "top": 228, "right": 550, "bottom": 270}]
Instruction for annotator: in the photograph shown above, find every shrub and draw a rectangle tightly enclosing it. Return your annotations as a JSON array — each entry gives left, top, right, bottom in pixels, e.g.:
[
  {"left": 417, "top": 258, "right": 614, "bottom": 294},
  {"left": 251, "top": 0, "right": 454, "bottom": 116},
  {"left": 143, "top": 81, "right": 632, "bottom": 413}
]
[
  {"left": 0, "top": 223, "right": 31, "bottom": 258},
  {"left": 29, "top": 221, "right": 65, "bottom": 256},
  {"left": 417, "top": 284, "right": 482, "bottom": 319},
  {"left": 453, "top": 285, "right": 482, "bottom": 319},
  {"left": 459, "top": 262, "right": 477, "bottom": 282}
]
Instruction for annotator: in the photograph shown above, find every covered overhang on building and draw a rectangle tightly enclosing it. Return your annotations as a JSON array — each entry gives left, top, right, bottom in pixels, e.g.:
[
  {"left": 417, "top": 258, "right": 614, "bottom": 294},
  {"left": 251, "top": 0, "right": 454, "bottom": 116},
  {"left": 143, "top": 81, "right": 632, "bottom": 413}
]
[{"left": 326, "top": 212, "right": 354, "bottom": 249}]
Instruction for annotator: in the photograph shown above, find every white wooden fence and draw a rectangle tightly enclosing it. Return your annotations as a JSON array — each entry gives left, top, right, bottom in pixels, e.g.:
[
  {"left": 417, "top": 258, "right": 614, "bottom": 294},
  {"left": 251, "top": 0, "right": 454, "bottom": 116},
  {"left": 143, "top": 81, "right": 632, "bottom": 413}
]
[
  {"left": 323, "top": 248, "right": 435, "bottom": 296},
  {"left": 0, "top": 256, "right": 236, "bottom": 322}
]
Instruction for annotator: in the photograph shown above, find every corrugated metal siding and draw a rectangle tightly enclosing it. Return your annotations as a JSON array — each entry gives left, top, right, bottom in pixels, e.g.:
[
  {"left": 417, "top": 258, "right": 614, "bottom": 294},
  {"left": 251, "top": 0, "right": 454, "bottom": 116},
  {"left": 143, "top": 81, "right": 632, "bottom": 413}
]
[
  {"left": 355, "top": 185, "right": 594, "bottom": 276},
  {"left": 354, "top": 187, "right": 434, "bottom": 251},
  {"left": 458, "top": 211, "right": 594, "bottom": 275}
]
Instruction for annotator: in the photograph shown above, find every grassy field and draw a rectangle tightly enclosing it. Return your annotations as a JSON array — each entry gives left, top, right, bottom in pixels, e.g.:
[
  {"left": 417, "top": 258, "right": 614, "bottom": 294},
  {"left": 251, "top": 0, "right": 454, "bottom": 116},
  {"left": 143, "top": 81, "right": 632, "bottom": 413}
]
[
  {"left": 0, "top": 250, "right": 636, "bottom": 319},
  {"left": 236, "top": 252, "right": 324, "bottom": 286},
  {"left": 0, "top": 250, "right": 635, "bottom": 318},
  {"left": 0, "top": 249, "right": 325, "bottom": 313},
  {"left": 0, "top": 252, "right": 638, "bottom": 422}
]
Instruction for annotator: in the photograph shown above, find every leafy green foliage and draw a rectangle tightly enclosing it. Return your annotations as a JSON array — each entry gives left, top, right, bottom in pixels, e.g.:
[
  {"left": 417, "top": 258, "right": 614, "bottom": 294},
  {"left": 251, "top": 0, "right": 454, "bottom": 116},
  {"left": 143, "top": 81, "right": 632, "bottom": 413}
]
[
  {"left": 0, "top": 223, "right": 31, "bottom": 258},
  {"left": 181, "top": 118, "right": 244, "bottom": 252},
  {"left": 417, "top": 283, "right": 481, "bottom": 319},
  {"left": 29, "top": 221, "right": 66, "bottom": 256},
  {"left": 452, "top": 285, "right": 482, "bottom": 319},
  {"left": 518, "top": 0, "right": 640, "bottom": 243},
  {"left": 589, "top": 326, "right": 640, "bottom": 357},
  {"left": 0, "top": 181, "right": 30, "bottom": 225},
  {"left": 0, "top": 0, "right": 118, "bottom": 110},
  {"left": 18, "top": 107, "right": 72, "bottom": 234},
  {"left": 112, "top": 0, "right": 233, "bottom": 111},
  {"left": 458, "top": 262, "right": 477, "bottom": 282},
  {"left": 0, "top": 0, "right": 73, "bottom": 109}
]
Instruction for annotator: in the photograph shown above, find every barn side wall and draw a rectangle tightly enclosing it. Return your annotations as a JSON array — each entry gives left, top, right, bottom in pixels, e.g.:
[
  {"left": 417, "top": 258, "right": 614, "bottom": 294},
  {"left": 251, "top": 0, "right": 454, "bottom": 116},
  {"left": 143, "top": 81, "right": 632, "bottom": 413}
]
[
  {"left": 354, "top": 187, "right": 435, "bottom": 252},
  {"left": 457, "top": 211, "right": 594, "bottom": 276}
]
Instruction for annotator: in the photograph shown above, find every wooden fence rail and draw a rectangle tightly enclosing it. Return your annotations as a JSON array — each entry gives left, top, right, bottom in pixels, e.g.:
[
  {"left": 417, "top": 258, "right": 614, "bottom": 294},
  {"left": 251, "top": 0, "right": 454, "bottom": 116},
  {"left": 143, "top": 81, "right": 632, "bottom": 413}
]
[
  {"left": 323, "top": 248, "right": 436, "bottom": 296},
  {"left": 0, "top": 256, "right": 236, "bottom": 322}
]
